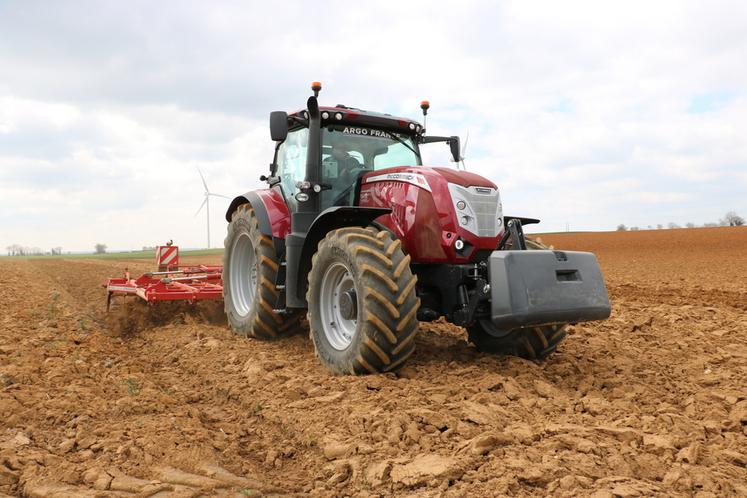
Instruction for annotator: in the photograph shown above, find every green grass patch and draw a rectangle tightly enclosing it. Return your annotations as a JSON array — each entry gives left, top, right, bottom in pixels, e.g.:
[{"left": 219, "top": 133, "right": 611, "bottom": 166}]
[{"left": 123, "top": 377, "right": 141, "bottom": 396}]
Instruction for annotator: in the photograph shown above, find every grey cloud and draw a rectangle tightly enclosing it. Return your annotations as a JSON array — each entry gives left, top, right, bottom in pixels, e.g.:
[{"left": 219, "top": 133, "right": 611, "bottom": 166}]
[
  {"left": 0, "top": 2, "right": 361, "bottom": 117},
  {"left": 1, "top": 0, "right": 746, "bottom": 249}
]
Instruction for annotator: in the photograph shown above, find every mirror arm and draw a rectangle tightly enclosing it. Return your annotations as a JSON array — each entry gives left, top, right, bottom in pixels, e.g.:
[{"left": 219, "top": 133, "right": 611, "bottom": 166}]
[
  {"left": 420, "top": 135, "right": 449, "bottom": 144},
  {"left": 420, "top": 135, "right": 456, "bottom": 143},
  {"left": 289, "top": 115, "right": 309, "bottom": 126},
  {"left": 270, "top": 141, "right": 283, "bottom": 176},
  {"left": 420, "top": 135, "right": 461, "bottom": 162}
]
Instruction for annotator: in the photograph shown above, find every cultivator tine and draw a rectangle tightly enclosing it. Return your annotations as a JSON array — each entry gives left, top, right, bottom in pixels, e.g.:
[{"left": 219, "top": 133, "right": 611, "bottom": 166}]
[{"left": 106, "top": 292, "right": 113, "bottom": 312}]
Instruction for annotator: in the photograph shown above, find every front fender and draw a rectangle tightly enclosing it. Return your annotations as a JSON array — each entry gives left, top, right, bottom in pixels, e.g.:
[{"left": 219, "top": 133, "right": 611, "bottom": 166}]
[{"left": 294, "top": 206, "right": 391, "bottom": 303}]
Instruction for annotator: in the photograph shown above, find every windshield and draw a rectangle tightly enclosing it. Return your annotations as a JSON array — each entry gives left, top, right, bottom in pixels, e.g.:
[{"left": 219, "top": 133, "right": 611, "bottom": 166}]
[
  {"left": 320, "top": 125, "right": 421, "bottom": 208},
  {"left": 322, "top": 125, "right": 420, "bottom": 169}
]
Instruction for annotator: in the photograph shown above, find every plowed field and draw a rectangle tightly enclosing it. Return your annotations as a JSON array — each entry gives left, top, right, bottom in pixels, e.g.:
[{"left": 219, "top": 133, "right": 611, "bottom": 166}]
[{"left": 1, "top": 227, "right": 746, "bottom": 497}]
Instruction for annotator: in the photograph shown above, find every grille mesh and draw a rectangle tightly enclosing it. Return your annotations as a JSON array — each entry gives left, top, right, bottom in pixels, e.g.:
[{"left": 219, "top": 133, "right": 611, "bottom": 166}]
[{"left": 452, "top": 185, "right": 501, "bottom": 237}]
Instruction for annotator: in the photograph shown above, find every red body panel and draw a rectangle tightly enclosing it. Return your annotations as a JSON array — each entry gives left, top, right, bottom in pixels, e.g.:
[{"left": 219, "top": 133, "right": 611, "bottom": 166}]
[
  {"left": 252, "top": 168, "right": 502, "bottom": 264},
  {"left": 256, "top": 188, "right": 292, "bottom": 238},
  {"left": 359, "top": 167, "right": 504, "bottom": 264}
]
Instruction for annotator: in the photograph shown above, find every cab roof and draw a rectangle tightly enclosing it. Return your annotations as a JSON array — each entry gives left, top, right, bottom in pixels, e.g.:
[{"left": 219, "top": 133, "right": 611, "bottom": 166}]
[{"left": 289, "top": 105, "right": 424, "bottom": 136}]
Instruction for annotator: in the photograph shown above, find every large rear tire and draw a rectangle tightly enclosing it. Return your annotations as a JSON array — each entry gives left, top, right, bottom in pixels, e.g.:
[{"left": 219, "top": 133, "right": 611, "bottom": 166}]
[
  {"left": 223, "top": 203, "right": 301, "bottom": 339},
  {"left": 468, "top": 322, "right": 567, "bottom": 360},
  {"left": 468, "top": 235, "right": 568, "bottom": 360},
  {"left": 307, "top": 227, "right": 420, "bottom": 375}
]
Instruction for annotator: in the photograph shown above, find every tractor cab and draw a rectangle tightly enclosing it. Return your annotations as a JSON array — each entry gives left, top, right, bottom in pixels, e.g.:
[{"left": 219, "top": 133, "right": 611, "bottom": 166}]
[{"left": 278, "top": 105, "right": 425, "bottom": 211}]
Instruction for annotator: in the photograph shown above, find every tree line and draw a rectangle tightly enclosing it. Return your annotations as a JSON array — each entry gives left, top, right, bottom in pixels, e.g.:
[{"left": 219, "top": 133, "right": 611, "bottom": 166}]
[
  {"left": 5, "top": 245, "right": 63, "bottom": 256},
  {"left": 4, "top": 243, "right": 155, "bottom": 256},
  {"left": 617, "top": 211, "right": 744, "bottom": 231}
]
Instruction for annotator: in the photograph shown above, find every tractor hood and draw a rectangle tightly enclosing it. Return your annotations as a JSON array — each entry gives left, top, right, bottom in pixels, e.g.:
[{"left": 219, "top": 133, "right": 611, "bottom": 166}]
[
  {"left": 361, "top": 166, "right": 497, "bottom": 191},
  {"left": 429, "top": 167, "right": 497, "bottom": 189},
  {"left": 359, "top": 165, "right": 504, "bottom": 264}
]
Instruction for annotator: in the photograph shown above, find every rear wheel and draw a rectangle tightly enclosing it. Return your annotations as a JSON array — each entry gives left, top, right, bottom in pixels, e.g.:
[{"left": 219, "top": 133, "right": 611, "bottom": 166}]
[
  {"left": 223, "top": 203, "right": 301, "bottom": 339},
  {"left": 307, "top": 227, "right": 420, "bottom": 375},
  {"left": 468, "top": 322, "right": 567, "bottom": 360},
  {"left": 468, "top": 235, "right": 567, "bottom": 360}
]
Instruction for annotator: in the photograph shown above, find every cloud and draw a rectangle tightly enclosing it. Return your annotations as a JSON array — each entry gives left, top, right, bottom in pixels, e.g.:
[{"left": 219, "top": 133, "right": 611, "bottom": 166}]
[{"left": 0, "top": 0, "right": 746, "bottom": 250}]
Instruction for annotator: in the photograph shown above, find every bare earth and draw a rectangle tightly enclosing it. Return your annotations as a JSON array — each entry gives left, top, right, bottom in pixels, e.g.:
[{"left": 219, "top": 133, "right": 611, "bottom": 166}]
[{"left": 1, "top": 227, "right": 746, "bottom": 497}]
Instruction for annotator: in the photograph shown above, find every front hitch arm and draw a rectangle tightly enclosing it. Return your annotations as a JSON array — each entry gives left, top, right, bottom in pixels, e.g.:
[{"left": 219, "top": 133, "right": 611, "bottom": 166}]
[
  {"left": 452, "top": 277, "right": 490, "bottom": 327},
  {"left": 497, "top": 218, "right": 527, "bottom": 250}
]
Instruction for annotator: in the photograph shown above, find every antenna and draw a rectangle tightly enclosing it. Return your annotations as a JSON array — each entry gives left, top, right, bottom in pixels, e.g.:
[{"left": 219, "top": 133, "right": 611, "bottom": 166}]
[
  {"left": 420, "top": 100, "right": 430, "bottom": 132},
  {"left": 194, "top": 167, "right": 230, "bottom": 249}
]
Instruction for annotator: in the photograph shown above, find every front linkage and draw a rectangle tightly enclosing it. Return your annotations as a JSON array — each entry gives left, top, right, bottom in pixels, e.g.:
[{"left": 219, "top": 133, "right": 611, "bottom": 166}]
[{"left": 416, "top": 217, "right": 610, "bottom": 336}]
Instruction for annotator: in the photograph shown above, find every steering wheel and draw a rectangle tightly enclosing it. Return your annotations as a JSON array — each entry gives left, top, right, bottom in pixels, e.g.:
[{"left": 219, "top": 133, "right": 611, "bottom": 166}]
[{"left": 332, "top": 167, "right": 369, "bottom": 206}]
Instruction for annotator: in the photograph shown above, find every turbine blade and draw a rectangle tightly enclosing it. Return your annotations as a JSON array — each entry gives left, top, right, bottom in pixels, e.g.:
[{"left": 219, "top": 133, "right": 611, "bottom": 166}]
[
  {"left": 196, "top": 167, "right": 208, "bottom": 191},
  {"left": 194, "top": 197, "right": 207, "bottom": 217},
  {"left": 461, "top": 130, "right": 470, "bottom": 157},
  {"left": 208, "top": 193, "right": 231, "bottom": 199},
  {"left": 459, "top": 131, "right": 470, "bottom": 170}
]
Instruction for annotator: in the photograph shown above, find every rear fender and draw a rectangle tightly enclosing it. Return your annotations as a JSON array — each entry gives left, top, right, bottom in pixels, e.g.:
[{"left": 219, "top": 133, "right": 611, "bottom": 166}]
[{"left": 225, "top": 189, "right": 291, "bottom": 239}]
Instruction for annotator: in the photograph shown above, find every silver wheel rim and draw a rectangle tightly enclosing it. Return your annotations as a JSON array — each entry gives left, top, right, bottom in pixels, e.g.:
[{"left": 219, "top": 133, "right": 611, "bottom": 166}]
[
  {"left": 230, "top": 233, "right": 257, "bottom": 317},
  {"left": 319, "top": 262, "right": 357, "bottom": 350}
]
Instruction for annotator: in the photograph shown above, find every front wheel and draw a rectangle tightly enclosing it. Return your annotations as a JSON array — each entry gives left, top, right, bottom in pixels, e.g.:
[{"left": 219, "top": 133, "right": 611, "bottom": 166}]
[{"left": 307, "top": 227, "right": 420, "bottom": 375}]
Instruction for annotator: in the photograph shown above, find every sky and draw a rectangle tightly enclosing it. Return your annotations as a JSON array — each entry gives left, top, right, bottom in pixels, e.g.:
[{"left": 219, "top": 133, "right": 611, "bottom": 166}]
[{"left": 1, "top": 0, "right": 745, "bottom": 252}]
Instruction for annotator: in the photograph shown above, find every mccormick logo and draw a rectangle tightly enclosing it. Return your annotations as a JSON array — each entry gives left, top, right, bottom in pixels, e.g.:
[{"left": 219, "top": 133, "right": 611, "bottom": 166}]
[
  {"left": 364, "top": 172, "right": 432, "bottom": 192},
  {"left": 385, "top": 173, "right": 413, "bottom": 181}
]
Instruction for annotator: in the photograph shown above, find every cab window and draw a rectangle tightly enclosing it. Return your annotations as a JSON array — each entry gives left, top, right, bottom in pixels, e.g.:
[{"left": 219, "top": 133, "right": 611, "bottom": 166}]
[{"left": 276, "top": 128, "right": 309, "bottom": 210}]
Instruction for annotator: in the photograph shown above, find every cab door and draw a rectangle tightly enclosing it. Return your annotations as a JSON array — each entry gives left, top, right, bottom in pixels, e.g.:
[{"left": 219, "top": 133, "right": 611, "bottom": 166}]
[{"left": 275, "top": 127, "right": 309, "bottom": 212}]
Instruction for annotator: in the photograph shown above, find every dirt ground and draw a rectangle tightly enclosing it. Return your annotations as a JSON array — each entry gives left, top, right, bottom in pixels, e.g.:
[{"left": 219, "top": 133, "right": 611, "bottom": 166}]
[{"left": 1, "top": 227, "right": 745, "bottom": 497}]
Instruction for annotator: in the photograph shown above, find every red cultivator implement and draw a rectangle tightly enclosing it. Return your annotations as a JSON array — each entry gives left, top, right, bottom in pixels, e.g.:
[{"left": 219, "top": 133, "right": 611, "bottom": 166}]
[{"left": 104, "top": 245, "right": 223, "bottom": 310}]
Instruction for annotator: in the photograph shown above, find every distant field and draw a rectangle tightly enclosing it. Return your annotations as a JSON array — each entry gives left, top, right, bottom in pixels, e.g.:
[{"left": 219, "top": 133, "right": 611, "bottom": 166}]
[{"left": 0, "top": 248, "right": 224, "bottom": 260}]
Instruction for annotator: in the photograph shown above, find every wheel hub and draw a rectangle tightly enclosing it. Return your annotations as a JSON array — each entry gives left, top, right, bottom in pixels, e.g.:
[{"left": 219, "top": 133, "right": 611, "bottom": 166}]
[
  {"left": 319, "top": 262, "right": 358, "bottom": 351},
  {"left": 229, "top": 233, "right": 257, "bottom": 317},
  {"left": 339, "top": 290, "right": 357, "bottom": 320}
]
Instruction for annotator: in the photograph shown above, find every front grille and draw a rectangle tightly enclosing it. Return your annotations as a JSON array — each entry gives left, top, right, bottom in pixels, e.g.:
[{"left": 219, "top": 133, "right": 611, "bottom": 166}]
[
  {"left": 448, "top": 184, "right": 502, "bottom": 237},
  {"left": 465, "top": 188, "right": 500, "bottom": 237}
]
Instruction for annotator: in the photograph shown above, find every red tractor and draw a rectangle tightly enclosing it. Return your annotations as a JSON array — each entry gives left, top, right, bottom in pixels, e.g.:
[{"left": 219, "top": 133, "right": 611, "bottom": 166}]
[{"left": 222, "top": 83, "right": 610, "bottom": 374}]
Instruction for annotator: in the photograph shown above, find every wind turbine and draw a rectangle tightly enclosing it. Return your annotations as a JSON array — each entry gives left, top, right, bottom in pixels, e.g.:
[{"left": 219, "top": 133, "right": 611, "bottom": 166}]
[
  {"left": 195, "top": 168, "right": 230, "bottom": 248},
  {"left": 459, "top": 131, "right": 470, "bottom": 170}
]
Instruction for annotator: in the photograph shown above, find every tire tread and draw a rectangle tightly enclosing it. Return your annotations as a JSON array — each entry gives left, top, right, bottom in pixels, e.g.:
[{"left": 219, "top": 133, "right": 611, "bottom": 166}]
[
  {"left": 307, "top": 227, "right": 419, "bottom": 374},
  {"left": 223, "top": 203, "right": 301, "bottom": 340}
]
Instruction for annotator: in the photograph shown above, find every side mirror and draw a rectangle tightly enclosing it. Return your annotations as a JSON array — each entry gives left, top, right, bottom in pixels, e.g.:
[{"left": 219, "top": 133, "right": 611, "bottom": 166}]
[
  {"left": 270, "top": 111, "right": 288, "bottom": 142},
  {"left": 449, "top": 136, "right": 461, "bottom": 163}
]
